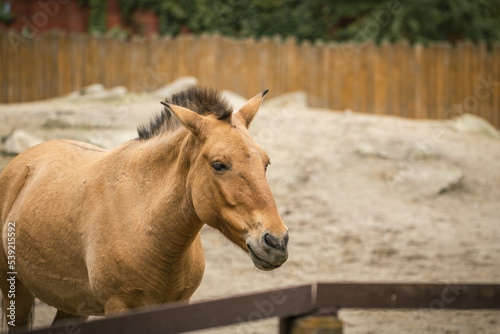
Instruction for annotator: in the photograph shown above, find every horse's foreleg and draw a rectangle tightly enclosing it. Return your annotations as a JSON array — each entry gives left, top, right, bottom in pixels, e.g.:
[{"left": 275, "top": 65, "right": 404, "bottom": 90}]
[{"left": 104, "top": 296, "right": 129, "bottom": 315}]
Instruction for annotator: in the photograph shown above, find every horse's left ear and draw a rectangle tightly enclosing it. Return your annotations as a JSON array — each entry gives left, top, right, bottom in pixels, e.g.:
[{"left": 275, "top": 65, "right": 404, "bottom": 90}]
[
  {"left": 161, "top": 101, "right": 208, "bottom": 138},
  {"left": 236, "top": 90, "right": 269, "bottom": 128}
]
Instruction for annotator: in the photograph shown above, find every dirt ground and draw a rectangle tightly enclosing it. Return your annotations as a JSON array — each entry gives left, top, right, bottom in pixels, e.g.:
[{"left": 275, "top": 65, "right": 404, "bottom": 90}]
[{"left": 0, "top": 89, "right": 499, "bottom": 333}]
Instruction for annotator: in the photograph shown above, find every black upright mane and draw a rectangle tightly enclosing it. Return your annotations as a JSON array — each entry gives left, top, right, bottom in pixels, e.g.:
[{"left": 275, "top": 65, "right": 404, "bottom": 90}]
[{"left": 137, "top": 87, "right": 233, "bottom": 140}]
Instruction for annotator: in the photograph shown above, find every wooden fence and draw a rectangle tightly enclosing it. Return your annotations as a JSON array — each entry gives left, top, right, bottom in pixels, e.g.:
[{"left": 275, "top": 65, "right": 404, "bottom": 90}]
[
  {"left": 1, "top": 30, "right": 499, "bottom": 128},
  {"left": 20, "top": 282, "right": 500, "bottom": 334}
]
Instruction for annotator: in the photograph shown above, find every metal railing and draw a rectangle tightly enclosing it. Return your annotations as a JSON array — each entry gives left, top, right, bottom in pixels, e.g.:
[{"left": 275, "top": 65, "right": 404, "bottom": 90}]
[{"left": 20, "top": 282, "right": 500, "bottom": 334}]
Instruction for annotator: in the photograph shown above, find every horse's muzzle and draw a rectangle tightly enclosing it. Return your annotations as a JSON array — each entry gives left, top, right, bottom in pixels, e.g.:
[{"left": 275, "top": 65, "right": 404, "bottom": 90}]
[{"left": 247, "top": 231, "right": 289, "bottom": 271}]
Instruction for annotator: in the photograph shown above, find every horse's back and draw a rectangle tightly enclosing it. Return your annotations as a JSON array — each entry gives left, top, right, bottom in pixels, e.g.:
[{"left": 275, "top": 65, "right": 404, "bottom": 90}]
[{"left": 0, "top": 139, "right": 105, "bottom": 224}]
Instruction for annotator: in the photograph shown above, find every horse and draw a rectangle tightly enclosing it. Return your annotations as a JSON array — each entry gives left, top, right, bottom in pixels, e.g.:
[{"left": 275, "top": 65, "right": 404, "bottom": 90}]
[{"left": 0, "top": 87, "right": 289, "bottom": 330}]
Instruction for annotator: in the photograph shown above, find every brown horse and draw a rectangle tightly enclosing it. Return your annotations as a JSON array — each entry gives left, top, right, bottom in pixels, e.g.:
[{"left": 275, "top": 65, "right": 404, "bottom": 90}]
[{"left": 0, "top": 87, "right": 288, "bottom": 330}]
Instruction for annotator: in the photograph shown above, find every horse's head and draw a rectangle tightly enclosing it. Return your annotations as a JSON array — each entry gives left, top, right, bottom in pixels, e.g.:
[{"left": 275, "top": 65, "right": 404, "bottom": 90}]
[{"left": 163, "top": 90, "right": 288, "bottom": 270}]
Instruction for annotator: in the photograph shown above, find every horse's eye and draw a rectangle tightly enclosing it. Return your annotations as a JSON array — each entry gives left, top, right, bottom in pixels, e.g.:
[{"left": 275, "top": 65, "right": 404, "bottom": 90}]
[{"left": 212, "top": 162, "right": 229, "bottom": 172}]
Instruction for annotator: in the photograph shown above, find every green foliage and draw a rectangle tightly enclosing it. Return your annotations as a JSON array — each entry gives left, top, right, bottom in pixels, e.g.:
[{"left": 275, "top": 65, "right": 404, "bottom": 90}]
[
  {"left": 79, "top": 0, "right": 107, "bottom": 34},
  {"left": 0, "top": 1, "right": 16, "bottom": 25},
  {"left": 331, "top": 0, "right": 500, "bottom": 45},
  {"left": 80, "top": 0, "right": 500, "bottom": 44}
]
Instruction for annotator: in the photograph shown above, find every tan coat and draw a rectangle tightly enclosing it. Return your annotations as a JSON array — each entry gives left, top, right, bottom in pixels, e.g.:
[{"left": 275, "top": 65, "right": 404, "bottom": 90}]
[{"left": 0, "top": 89, "right": 288, "bottom": 329}]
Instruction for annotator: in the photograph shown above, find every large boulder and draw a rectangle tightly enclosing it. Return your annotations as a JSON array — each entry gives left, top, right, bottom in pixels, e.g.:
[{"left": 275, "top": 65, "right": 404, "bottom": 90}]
[
  {"left": 451, "top": 113, "right": 500, "bottom": 139},
  {"left": 3, "top": 130, "right": 43, "bottom": 155},
  {"left": 65, "top": 84, "right": 128, "bottom": 100},
  {"left": 263, "top": 91, "right": 308, "bottom": 109},
  {"left": 151, "top": 77, "right": 198, "bottom": 100},
  {"left": 386, "top": 158, "right": 464, "bottom": 198},
  {"left": 220, "top": 90, "right": 248, "bottom": 112}
]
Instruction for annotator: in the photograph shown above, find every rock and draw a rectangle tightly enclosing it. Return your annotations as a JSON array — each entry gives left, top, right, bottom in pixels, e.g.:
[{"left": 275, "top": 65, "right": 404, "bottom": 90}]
[
  {"left": 3, "top": 130, "right": 43, "bottom": 155},
  {"left": 151, "top": 77, "right": 198, "bottom": 100},
  {"left": 451, "top": 113, "right": 500, "bottom": 139},
  {"left": 355, "top": 138, "right": 413, "bottom": 161},
  {"left": 65, "top": 84, "right": 128, "bottom": 100},
  {"left": 83, "top": 83, "right": 106, "bottom": 95},
  {"left": 355, "top": 143, "right": 379, "bottom": 158},
  {"left": 43, "top": 118, "right": 72, "bottom": 129},
  {"left": 264, "top": 91, "right": 308, "bottom": 108},
  {"left": 385, "top": 158, "right": 464, "bottom": 197},
  {"left": 65, "top": 83, "right": 106, "bottom": 99},
  {"left": 92, "top": 86, "right": 128, "bottom": 100},
  {"left": 220, "top": 90, "right": 248, "bottom": 112}
]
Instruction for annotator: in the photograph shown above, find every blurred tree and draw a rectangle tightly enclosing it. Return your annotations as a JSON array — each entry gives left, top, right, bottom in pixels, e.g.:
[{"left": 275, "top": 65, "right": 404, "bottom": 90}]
[
  {"left": 331, "top": 0, "right": 500, "bottom": 45},
  {"left": 0, "top": 1, "right": 16, "bottom": 25},
  {"left": 79, "top": 0, "right": 107, "bottom": 34}
]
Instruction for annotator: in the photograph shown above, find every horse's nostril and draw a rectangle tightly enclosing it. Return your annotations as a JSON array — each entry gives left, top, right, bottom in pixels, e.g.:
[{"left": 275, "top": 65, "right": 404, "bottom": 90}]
[
  {"left": 263, "top": 232, "right": 288, "bottom": 250},
  {"left": 264, "top": 233, "right": 278, "bottom": 249}
]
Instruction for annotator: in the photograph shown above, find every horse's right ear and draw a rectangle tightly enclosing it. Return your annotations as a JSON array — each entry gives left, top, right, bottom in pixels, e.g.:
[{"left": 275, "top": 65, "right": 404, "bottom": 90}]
[
  {"left": 236, "top": 90, "right": 269, "bottom": 128},
  {"left": 161, "top": 102, "right": 208, "bottom": 138}
]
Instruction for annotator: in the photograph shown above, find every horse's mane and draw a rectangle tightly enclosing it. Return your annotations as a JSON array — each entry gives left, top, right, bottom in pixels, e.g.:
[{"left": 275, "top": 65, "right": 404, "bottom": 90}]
[{"left": 137, "top": 87, "right": 233, "bottom": 140}]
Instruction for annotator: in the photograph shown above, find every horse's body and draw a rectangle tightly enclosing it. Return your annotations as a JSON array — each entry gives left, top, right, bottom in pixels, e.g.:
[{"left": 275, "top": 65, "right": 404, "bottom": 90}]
[{"left": 0, "top": 88, "right": 288, "bottom": 329}]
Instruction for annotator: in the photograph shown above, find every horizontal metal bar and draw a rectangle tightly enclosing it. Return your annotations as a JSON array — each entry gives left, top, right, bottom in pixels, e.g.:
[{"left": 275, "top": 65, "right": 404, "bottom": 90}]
[
  {"left": 21, "top": 283, "right": 500, "bottom": 334},
  {"left": 24, "top": 284, "right": 312, "bottom": 334},
  {"left": 316, "top": 283, "right": 500, "bottom": 310}
]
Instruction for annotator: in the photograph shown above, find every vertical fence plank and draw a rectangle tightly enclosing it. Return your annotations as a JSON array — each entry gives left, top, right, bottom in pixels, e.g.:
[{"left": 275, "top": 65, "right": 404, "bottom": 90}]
[
  {"left": 494, "top": 44, "right": 500, "bottom": 128},
  {"left": 349, "top": 42, "right": 362, "bottom": 112},
  {"left": 468, "top": 41, "right": 479, "bottom": 118},
  {"left": 445, "top": 42, "right": 458, "bottom": 120},
  {"left": 462, "top": 41, "right": 474, "bottom": 115},
  {"left": 413, "top": 44, "right": 424, "bottom": 119},
  {"left": 233, "top": 38, "right": 245, "bottom": 96},
  {"left": 330, "top": 44, "right": 342, "bottom": 111},
  {"left": 0, "top": 32, "right": 7, "bottom": 103},
  {"left": 435, "top": 43, "right": 450, "bottom": 120},
  {"left": 340, "top": 42, "right": 352, "bottom": 111},
  {"left": 477, "top": 42, "right": 491, "bottom": 124},
  {"left": 18, "top": 32, "right": 28, "bottom": 102},
  {"left": 297, "top": 40, "right": 308, "bottom": 102},
  {"left": 262, "top": 37, "right": 274, "bottom": 94},
  {"left": 389, "top": 42, "right": 401, "bottom": 117},
  {"left": 372, "top": 43, "right": 388, "bottom": 115},
  {"left": 399, "top": 42, "right": 412, "bottom": 118},
  {"left": 8, "top": 31, "right": 21, "bottom": 102},
  {"left": 275, "top": 35, "right": 286, "bottom": 96},
  {"left": 320, "top": 41, "right": 331, "bottom": 109},
  {"left": 358, "top": 42, "right": 371, "bottom": 113},
  {"left": 425, "top": 44, "right": 436, "bottom": 119},
  {"left": 71, "top": 33, "right": 83, "bottom": 93},
  {"left": 177, "top": 34, "right": 189, "bottom": 78},
  {"left": 60, "top": 31, "right": 71, "bottom": 97},
  {"left": 196, "top": 34, "right": 207, "bottom": 87},
  {"left": 284, "top": 37, "right": 299, "bottom": 94},
  {"left": 265, "top": 36, "right": 274, "bottom": 95}
]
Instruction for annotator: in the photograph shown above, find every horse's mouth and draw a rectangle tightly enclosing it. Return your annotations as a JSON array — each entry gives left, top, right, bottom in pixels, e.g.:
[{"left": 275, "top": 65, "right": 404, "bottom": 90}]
[{"left": 247, "top": 244, "right": 282, "bottom": 271}]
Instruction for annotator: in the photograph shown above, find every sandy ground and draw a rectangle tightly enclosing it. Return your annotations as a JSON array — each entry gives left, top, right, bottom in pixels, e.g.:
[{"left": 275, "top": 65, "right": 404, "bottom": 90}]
[{"left": 0, "top": 91, "right": 499, "bottom": 333}]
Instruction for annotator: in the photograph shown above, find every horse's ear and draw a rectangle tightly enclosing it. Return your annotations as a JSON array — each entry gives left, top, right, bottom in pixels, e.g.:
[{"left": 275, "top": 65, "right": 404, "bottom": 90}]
[
  {"left": 161, "top": 102, "right": 208, "bottom": 138},
  {"left": 236, "top": 90, "right": 269, "bottom": 128}
]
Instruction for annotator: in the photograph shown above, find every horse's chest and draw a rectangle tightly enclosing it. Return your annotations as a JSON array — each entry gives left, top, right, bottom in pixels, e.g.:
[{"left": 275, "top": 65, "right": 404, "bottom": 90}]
[{"left": 89, "top": 234, "right": 206, "bottom": 308}]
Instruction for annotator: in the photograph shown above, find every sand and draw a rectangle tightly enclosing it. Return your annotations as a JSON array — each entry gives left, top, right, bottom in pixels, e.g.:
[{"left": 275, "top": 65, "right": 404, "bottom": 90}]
[{"left": 0, "top": 91, "right": 499, "bottom": 333}]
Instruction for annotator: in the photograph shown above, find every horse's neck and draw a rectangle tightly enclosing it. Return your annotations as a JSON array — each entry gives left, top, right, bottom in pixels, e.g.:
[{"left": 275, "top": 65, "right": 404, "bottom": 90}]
[{"left": 104, "top": 133, "right": 203, "bottom": 260}]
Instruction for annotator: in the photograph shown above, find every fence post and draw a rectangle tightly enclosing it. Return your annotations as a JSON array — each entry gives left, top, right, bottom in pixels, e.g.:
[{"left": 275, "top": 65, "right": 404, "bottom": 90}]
[{"left": 280, "top": 310, "right": 343, "bottom": 334}]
